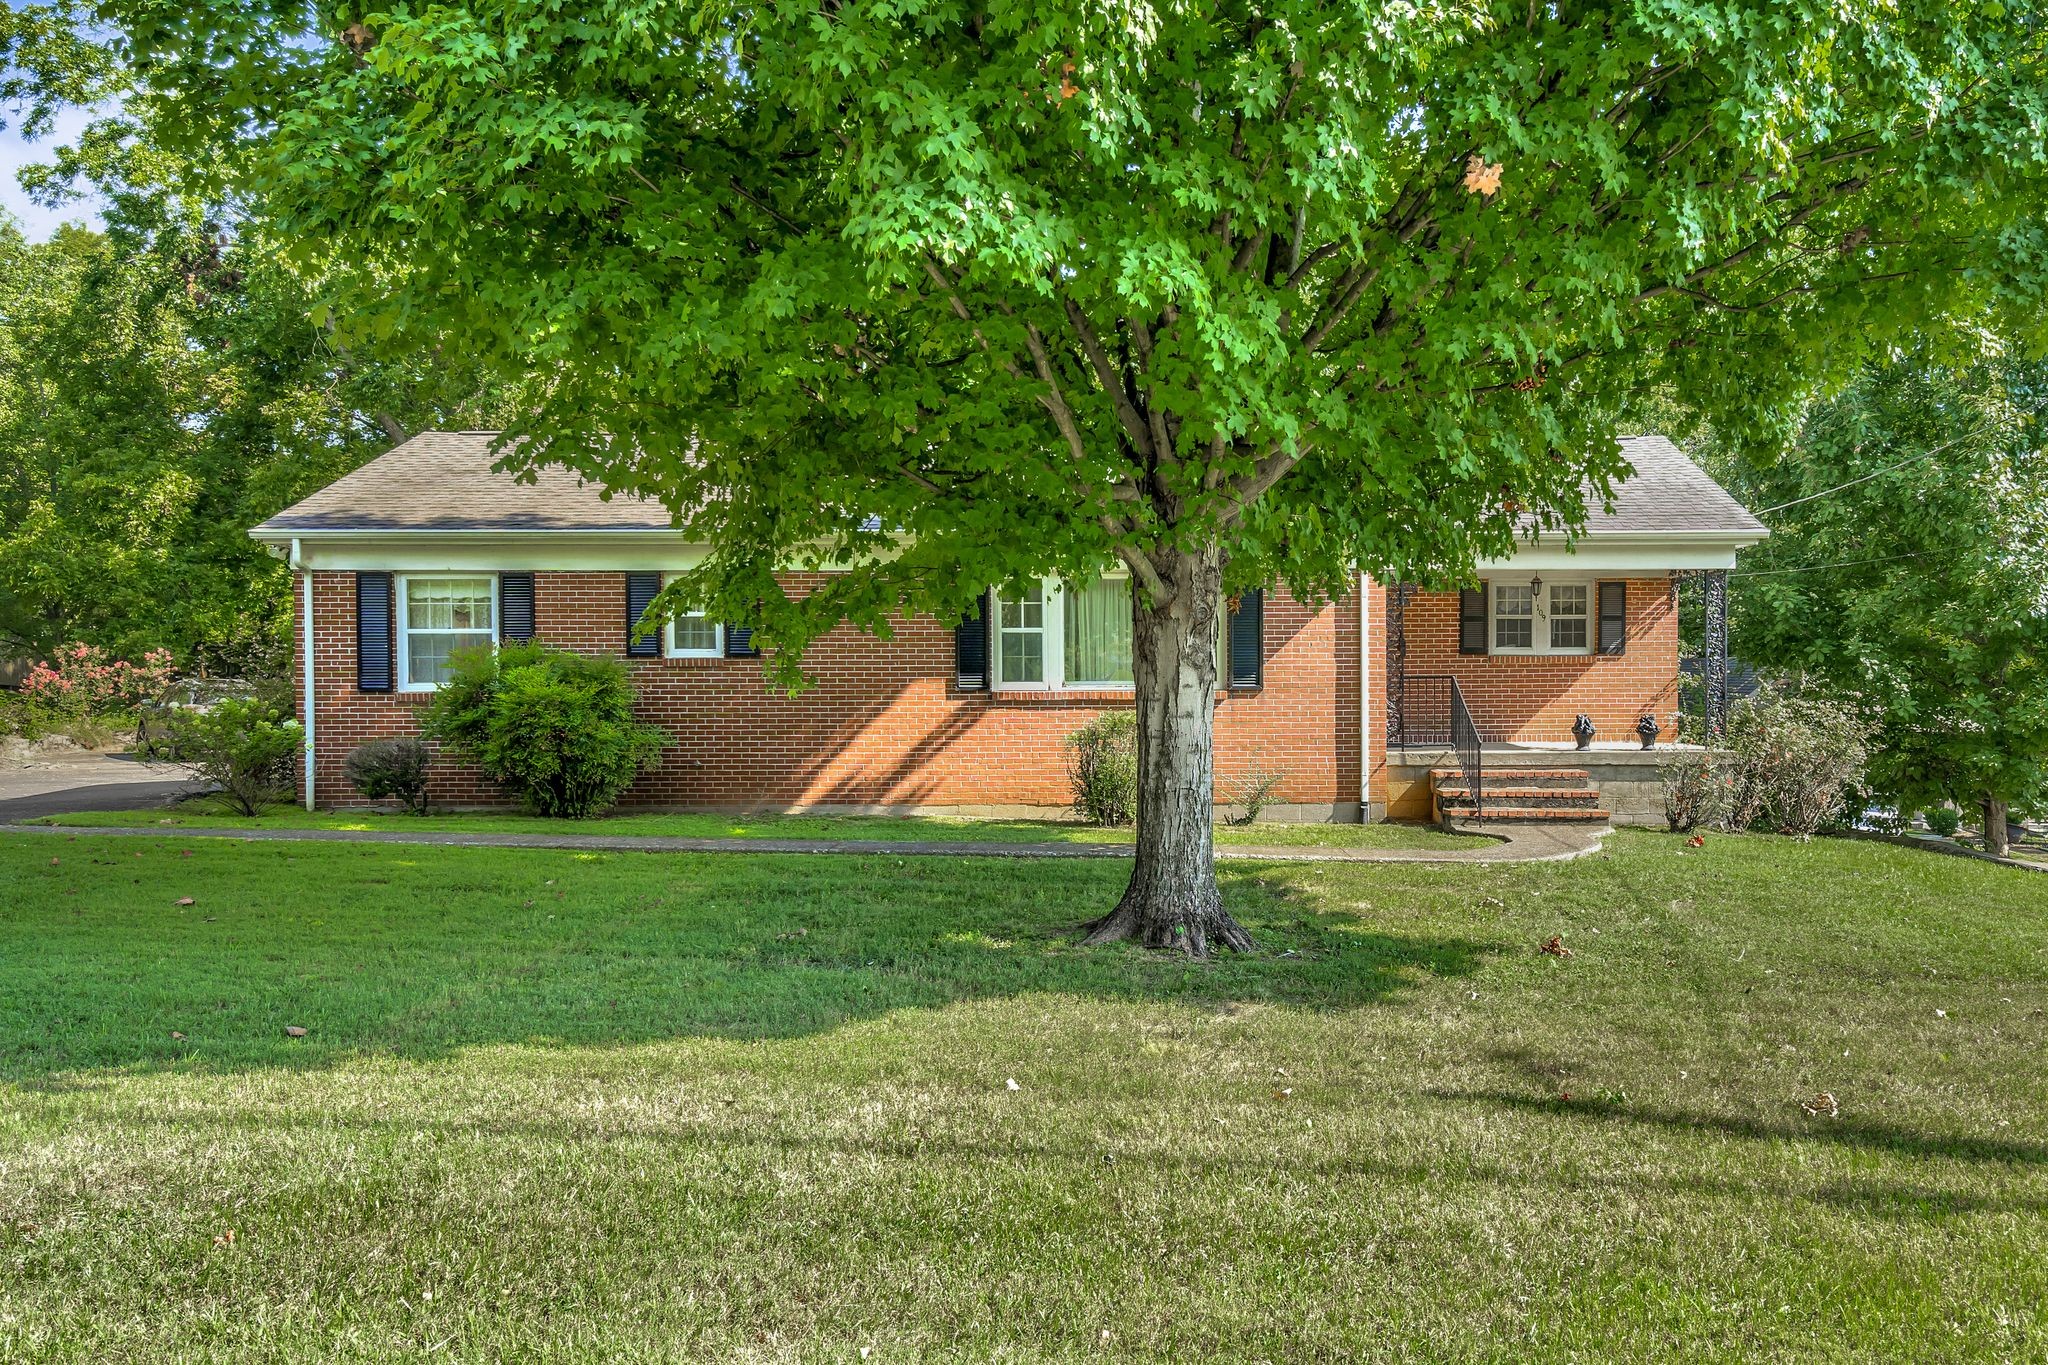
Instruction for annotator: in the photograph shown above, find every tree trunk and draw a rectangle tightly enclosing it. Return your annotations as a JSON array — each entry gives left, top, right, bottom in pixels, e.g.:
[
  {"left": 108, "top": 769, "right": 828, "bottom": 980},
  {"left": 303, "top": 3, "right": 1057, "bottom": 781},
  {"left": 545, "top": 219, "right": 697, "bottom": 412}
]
[
  {"left": 1082, "top": 544, "right": 1255, "bottom": 956},
  {"left": 1982, "top": 797, "right": 2011, "bottom": 858}
]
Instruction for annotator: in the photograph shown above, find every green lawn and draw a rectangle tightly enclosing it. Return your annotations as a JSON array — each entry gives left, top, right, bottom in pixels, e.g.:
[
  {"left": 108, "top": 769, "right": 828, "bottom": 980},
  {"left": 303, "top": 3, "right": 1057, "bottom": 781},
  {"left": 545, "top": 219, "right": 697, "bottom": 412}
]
[
  {"left": 31, "top": 802, "right": 1480, "bottom": 850},
  {"left": 2, "top": 830, "right": 2044, "bottom": 1361}
]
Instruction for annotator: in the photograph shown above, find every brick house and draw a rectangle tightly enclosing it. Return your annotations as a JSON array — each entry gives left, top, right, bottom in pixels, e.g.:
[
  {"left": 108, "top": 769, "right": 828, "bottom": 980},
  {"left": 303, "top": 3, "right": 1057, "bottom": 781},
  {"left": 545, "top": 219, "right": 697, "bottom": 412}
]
[{"left": 254, "top": 431, "right": 1764, "bottom": 824}]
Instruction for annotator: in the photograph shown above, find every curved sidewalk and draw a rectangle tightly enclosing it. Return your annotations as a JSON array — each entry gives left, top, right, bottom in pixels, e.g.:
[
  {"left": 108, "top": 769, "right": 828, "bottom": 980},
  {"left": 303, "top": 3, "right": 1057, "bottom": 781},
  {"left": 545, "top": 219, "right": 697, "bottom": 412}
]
[{"left": 0, "top": 820, "right": 1607, "bottom": 864}]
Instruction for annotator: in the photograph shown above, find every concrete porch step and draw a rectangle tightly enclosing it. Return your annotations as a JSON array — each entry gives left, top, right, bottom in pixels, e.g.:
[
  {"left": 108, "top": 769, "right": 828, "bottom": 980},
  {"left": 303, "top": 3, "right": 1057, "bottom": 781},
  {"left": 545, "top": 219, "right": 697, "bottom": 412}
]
[
  {"left": 1434, "top": 785, "right": 1602, "bottom": 806},
  {"left": 1430, "top": 767, "right": 1592, "bottom": 786},
  {"left": 1440, "top": 806, "right": 1613, "bottom": 823}
]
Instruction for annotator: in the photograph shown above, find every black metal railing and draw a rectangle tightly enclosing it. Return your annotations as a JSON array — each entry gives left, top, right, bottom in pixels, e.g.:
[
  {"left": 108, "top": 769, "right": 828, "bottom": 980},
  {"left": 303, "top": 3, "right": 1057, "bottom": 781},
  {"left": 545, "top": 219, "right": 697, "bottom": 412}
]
[
  {"left": 1389, "top": 673, "right": 1484, "bottom": 819},
  {"left": 1449, "top": 677, "right": 1483, "bottom": 821}
]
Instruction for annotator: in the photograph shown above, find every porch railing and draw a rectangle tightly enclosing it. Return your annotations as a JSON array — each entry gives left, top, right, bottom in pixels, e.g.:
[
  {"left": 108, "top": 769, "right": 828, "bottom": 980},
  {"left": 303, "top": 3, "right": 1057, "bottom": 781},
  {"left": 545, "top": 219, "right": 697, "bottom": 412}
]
[{"left": 1389, "top": 673, "right": 1484, "bottom": 820}]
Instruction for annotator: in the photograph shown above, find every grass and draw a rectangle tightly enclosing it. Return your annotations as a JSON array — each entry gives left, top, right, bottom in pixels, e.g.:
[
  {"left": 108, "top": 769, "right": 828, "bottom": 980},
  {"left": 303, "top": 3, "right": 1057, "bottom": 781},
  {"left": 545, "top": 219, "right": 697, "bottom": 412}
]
[
  {"left": 29, "top": 801, "right": 1480, "bottom": 850},
  {"left": 1, "top": 829, "right": 2044, "bottom": 1361}
]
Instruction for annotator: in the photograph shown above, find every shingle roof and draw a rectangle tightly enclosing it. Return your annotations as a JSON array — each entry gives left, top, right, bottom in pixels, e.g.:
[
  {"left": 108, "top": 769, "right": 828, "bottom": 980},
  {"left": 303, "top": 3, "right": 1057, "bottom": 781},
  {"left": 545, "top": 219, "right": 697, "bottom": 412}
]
[
  {"left": 1571, "top": 434, "right": 1768, "bottom": 537},
  {"left": 253, "top": 431, "right": 675, "bottom": 533},
  {"left": 253, "top": 429, "right": 1764, "bottom": 539}
]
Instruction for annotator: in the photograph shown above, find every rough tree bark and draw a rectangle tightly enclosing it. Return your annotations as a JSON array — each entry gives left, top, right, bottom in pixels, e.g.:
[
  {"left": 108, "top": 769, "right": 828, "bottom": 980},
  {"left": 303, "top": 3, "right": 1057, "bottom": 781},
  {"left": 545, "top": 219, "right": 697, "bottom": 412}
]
[
  {"left": 1982, "top": 796, "right": 2011, "bottom": 858},
  {"left": 1082, "top": 544, "right": 1256, "bottom": 955}
]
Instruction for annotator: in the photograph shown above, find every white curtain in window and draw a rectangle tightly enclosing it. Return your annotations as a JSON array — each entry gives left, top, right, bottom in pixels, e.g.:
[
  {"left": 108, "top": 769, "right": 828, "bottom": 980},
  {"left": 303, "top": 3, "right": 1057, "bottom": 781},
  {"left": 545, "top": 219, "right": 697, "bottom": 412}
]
[
  {"left": 673, "top": 613, "right": 720, "bottom": 653},
  {"left": 405, "top": 577, "right": 494, "bottom": 686},
  {"left": 1064, "top": 577, "right": 1133, "bottom": 684}
]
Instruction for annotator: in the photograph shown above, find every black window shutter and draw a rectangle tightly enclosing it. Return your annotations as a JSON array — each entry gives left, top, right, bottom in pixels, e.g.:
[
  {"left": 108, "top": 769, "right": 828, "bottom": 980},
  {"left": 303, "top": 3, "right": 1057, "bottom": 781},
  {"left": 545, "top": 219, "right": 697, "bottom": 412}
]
[
  {"left": 723, "top": 625, "right": 761, "bottom": 658},
  {"left": 356, "top": 571, "right": 394, "bottom": 692},
  {"left": 954, "top": 592, "right": 989, "bottom": 690},
  {"left": 1598, "top": 580, "right": 1627, "bottom": 655},
  {"left": 1227, "top": 589, "right": 1264, "bottom": 689},
  {"left": 1458, "top": 586, "right": 1489, "bottom": 655},
  {"left": 499, "top": 572, "right": 535, "bottom": 643},
  {"left": 624, "top": 572, "right": 661, "bottom": 657}
]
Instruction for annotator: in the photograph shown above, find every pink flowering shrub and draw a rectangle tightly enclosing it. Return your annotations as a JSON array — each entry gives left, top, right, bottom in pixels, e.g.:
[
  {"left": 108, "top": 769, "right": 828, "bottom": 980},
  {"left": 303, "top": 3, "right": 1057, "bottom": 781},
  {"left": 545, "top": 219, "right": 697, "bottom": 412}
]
[
  {"left": 21, "top": 643, "right": 176, "bottom": 717},
  {"left": 17, "top": 644, "right": 177, "bottom": 745}
]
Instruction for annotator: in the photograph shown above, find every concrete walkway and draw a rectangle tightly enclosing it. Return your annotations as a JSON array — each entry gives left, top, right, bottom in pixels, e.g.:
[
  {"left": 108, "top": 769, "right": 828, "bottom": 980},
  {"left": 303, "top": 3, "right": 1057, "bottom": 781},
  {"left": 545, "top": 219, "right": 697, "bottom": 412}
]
[{"left": 0, "top": 819, "right": 1608, "bottom": 864}]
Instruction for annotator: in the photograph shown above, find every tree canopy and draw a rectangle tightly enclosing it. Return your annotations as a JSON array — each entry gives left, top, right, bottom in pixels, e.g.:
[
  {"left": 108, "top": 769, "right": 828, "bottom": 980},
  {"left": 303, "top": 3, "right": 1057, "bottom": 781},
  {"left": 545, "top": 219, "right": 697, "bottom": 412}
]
[
  {"left": 1717, "top": 356, "right": 2048, "bottom": 835},
  {"left": 74, "top": 0, "right": 2047, "bottom": 650},
  {"left": 0, "top": 213, "right": 518, "bottom": 670}
]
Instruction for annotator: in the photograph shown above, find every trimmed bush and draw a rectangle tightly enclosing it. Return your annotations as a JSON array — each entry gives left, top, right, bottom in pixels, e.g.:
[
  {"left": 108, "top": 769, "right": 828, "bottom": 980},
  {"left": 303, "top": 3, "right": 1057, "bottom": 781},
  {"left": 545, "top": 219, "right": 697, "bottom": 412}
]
[
  {"left": 1065, "top": 710, "right": 1138, "bottom": 826},
  {"left": 345, "top": 737, "right": 432, "bottom": 814},
  {"left": 422, "top": 642, "right": 665, "bottom": 818},
  {"left": 159, "top": 697, "right": 303, "bottom": 816},
  {"left": 1923, "top": 806, "right": 1962, "bottom": 838},
  {"left": 1725, "top": 688, "right": 1871, "bottom": 837}
]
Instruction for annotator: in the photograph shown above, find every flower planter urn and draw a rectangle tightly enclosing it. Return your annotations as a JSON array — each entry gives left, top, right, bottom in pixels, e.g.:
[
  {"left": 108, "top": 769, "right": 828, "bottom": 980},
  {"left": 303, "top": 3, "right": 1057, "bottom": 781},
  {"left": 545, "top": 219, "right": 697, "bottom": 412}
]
[
  {"left": 1571, "top": 714, "right": 1596, "bottom": 750},
  {"left": 1636, "top": 714, "right": 1661, "bottom": 749}
]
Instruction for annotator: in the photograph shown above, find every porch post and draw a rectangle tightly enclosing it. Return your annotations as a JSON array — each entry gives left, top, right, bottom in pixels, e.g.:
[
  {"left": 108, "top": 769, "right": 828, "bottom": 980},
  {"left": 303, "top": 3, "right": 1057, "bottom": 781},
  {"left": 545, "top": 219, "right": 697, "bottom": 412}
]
[
  {"left": 1385, "top": 582, "right": 1411, "bottom": 746},
  {"left": 1702, "top": 568, "right": 1729, "bottom": 739}
]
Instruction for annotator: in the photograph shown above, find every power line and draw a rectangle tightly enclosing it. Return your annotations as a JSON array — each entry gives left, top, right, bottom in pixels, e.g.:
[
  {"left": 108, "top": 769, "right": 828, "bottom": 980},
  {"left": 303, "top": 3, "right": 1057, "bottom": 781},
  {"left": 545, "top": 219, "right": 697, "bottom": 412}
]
[
  {"left": 1756, "top": 420, "right": 2012, "bottom": 516},
  {"left": 1731, "top": 550, "right": 1928, "bottom": 579}
]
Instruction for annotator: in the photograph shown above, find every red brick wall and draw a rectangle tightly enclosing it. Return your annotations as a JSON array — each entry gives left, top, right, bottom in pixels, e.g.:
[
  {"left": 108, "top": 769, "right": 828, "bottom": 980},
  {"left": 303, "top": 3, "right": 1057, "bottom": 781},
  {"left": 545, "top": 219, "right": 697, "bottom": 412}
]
[
  {"left": 1363, "top": 574, "right": 1679, "bottom": 813},
  {"left": 298, "top": 571, "right": 1362, "bottom": 813}
]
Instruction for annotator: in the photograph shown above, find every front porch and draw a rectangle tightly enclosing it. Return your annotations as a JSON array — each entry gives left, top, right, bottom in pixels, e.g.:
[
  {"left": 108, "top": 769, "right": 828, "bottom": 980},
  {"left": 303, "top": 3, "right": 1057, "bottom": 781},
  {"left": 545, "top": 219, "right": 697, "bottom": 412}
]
[
  {"left": 1381, "top": 742, "right": 1714, "bottom": 826},
  {"left": 1372, "top": 568, "right": 1735, "bottom": 827}
]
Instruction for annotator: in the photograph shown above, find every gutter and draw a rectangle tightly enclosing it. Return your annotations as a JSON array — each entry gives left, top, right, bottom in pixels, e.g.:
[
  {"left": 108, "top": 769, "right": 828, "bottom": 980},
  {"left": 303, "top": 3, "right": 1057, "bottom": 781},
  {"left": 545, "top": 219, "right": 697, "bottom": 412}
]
[{"left": 292, "top": 538, "right": 314, "bottom": 811}]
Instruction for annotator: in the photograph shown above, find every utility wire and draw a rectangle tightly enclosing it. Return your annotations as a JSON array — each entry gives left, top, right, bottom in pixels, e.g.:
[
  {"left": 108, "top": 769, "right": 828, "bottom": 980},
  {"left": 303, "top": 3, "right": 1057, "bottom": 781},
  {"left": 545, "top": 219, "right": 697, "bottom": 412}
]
[
  {"left": 1756, "top": 420, "right": 2011, "bottom": 516},
  {"left": 1731, "top": 550, "right": 1929, "bottom": 579}
]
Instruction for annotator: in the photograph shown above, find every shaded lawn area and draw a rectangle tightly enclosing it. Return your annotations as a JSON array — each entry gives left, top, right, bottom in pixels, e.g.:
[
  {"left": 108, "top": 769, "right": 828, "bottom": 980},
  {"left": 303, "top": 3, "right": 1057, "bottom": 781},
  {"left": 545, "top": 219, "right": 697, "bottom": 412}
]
[
  {"left": 31, "top": 802, "right": 1479, "bottom": 850},
  {"left": 1, "top": 831, "right": 2045, "bottom": 1361}
]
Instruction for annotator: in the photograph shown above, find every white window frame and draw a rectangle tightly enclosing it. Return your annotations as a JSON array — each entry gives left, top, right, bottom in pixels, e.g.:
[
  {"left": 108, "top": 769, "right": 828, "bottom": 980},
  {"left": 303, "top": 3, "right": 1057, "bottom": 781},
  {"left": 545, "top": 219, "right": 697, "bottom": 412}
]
[
  {"left": 396, "top": 573, "right": 499, "bottom": 692},
  {"left": 662, "top": 577, "right": 724, "bottom": 659},
  {"left": 1489, "top": 577, "right": 1596, "bottom": 657},
  {"left": 991, "top": 575, "right": 1139, "bottom": 692}
]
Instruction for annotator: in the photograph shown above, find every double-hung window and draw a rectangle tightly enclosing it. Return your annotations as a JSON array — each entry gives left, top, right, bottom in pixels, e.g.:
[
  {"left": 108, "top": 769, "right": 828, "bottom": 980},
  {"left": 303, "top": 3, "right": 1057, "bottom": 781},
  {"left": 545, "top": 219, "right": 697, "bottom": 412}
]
[
  {"left": 993, "top": 576, "right": 1136, "bottom": 690},
  {"left": 1547, "top": 583, "right": 1589, "bottom": 651},
  {"left": 1492, "top": 584, "right": 1534, "bottom": 651},
  {"left": 398, "top": 575, "right": 496, "bottom": 690},
  {"left": 1491, "top": 580, "right": 1593, "bottom": 656}
]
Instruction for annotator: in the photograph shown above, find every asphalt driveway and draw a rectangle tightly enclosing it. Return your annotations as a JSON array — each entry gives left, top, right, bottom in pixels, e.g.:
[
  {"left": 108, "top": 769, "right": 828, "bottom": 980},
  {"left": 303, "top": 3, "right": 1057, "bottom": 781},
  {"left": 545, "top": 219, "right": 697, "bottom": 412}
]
[{"left": 0, "top": 749, "right": 203, "bottom": 820}]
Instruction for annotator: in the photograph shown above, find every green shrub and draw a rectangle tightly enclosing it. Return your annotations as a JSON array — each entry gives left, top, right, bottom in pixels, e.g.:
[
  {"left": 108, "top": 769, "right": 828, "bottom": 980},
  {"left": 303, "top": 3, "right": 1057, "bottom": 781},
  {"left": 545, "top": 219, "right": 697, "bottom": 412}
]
[
  {"left": 1064, "top": 710, "right": 1138, "bottom": 826},
  {"left": 159, "top": 697, "right": 303, "bottom": 816},
  {"left": 422, "top": 643, "right": 665, "bottom": 818},
  {"left": 1923, "top": 805, "right": 1962, "bottom": 838},
  {"left": 1661, "top": 750, "right": 1729, "bottom": 833},
  {"left": 345, "top": 737, "right": 432, "bottom": 814},
  {"left": 1725, "top": 688, "right": 1871, "bottom": 837}
]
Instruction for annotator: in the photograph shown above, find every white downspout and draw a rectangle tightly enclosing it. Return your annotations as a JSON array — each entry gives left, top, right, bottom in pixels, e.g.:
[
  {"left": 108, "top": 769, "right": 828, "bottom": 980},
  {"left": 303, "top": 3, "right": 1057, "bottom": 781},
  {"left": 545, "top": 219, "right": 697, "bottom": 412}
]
[
  {"left": 293, "top": 538, "right": 315, "bottom": 810},
  {"left": 1359, "top": 570, "right": 1372, "bottom": 823}
]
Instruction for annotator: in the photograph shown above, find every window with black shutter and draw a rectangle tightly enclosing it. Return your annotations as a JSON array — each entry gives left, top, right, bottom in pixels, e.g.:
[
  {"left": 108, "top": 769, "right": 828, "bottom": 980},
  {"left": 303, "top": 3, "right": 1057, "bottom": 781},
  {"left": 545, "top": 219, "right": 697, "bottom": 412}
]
[
  {"left": 356, "top": 571, "right": 394, "bottom": 691},
  {"left": 723, "top": 625, "right": 761, "bottom": 658},
  {"left": 1226, "top": 589, "right": 1264, "bottom": 690},
  {"left": 1458, "top": 586, "right": 1489, "bottom": 655},
  {"left": 954, "top": 592, "right": 990, "bottom": 690},
  {"left": 1598, "top": 580, "right": 1627, "bottom": 655},
  {"left": 624, "top": 572, "right": 661, "bottom": 657},
  {"left": 499, "top": 572, "right": 536, "bottom": 643}
]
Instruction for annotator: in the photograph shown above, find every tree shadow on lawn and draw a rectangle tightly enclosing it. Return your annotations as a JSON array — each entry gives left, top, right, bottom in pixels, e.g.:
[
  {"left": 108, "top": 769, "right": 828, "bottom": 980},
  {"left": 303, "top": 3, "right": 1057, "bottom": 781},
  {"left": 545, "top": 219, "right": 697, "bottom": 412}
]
[
  {"left": 1436, "top": 1088, "right": 2048, "bottom": 1169},
  {"left": 1, "top": 841, "right": 1495, "bottom": 1083}
]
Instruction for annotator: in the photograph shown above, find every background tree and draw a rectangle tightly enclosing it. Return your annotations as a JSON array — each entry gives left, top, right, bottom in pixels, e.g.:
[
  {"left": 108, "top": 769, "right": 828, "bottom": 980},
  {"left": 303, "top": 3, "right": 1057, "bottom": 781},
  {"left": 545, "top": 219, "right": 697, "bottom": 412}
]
[
  {"left": 1714, "top": 358, "right": 2048, "bottom": 857},
  {"left": 0, "top": 212, "right": 520, "bottom": 671},
  {"left": 63, "top": 0, "right": 2048, "bottom": 949}
]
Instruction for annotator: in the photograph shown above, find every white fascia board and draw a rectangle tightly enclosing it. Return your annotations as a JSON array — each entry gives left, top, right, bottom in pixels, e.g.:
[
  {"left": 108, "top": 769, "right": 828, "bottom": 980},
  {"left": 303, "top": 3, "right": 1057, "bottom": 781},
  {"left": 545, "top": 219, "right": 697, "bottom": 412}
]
[
  {"left": 266, "top": 530, "right": 715, "bottom": 573},
  {"left": 256, "top": 528, "right": 896, "bottom": 573},
  {"left": 1478, "top": 530, "right": 1765, "bottom": 573}
]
